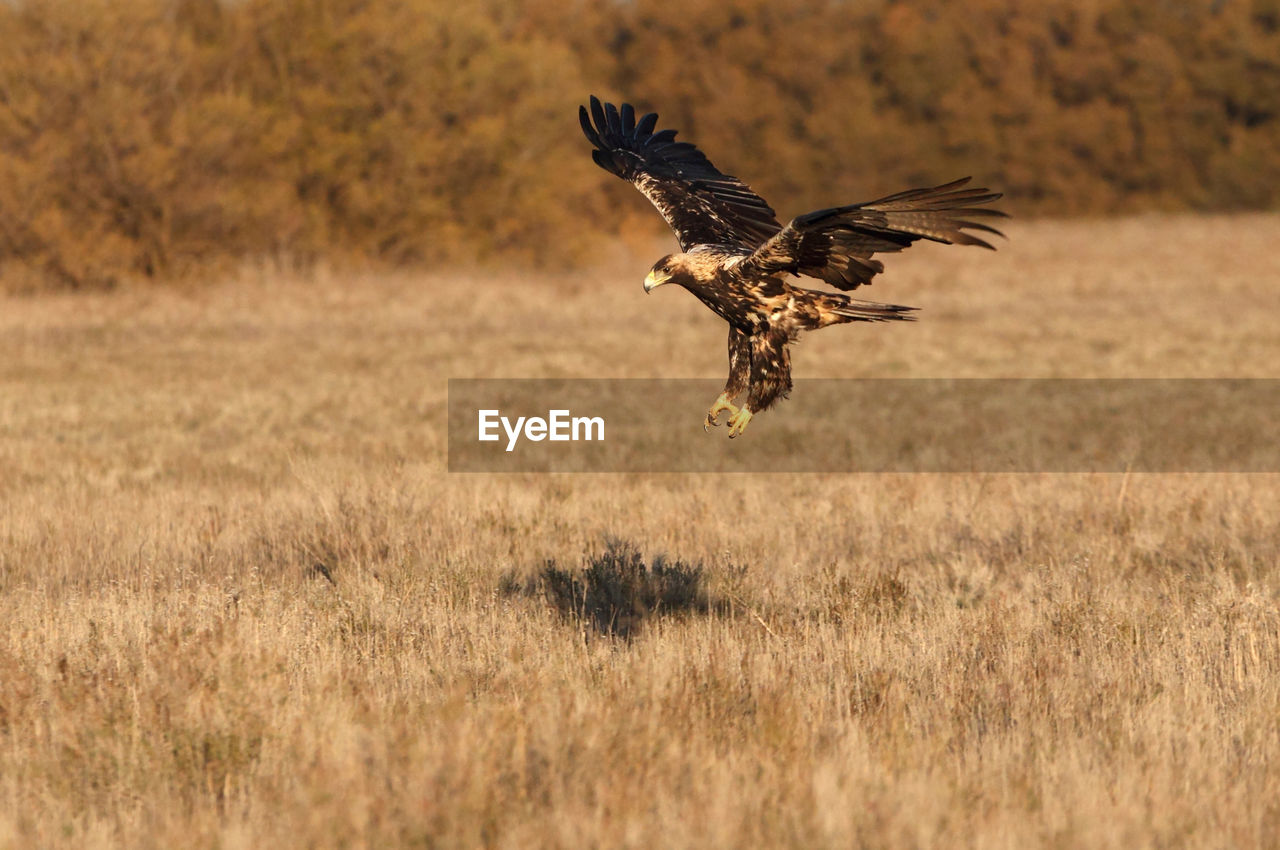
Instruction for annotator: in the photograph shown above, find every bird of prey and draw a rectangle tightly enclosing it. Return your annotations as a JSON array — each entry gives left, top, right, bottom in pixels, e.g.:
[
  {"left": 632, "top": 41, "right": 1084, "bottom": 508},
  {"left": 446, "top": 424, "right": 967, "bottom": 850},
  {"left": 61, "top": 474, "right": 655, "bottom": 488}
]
[{"left": 579, "top": 96, "right": 1007, "bottom": 437}]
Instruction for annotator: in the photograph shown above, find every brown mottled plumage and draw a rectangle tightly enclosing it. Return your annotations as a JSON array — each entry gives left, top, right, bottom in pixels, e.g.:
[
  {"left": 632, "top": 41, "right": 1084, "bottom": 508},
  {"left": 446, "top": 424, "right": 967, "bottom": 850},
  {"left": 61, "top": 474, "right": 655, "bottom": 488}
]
[{"left": 580, "top": 96, "right": 1007, "bottom": 437}]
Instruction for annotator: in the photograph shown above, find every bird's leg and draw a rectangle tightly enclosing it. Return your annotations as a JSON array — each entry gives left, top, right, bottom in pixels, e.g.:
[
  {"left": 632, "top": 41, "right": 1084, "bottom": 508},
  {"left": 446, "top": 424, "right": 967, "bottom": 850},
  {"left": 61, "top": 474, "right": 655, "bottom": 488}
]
[
  {"left": 704, "top": 392, "right": 739, "bottom": 431},
  {"left": 726, "top": 406, "right": 754, "bottom": 438}
]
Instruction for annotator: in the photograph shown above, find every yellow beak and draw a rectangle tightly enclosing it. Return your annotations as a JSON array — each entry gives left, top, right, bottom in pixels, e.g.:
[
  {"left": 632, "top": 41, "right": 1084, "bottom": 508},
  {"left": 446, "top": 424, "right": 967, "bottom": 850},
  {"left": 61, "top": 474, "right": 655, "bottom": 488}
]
[{"left": 644, "top": 269, "right": 671, "bottom": 293}]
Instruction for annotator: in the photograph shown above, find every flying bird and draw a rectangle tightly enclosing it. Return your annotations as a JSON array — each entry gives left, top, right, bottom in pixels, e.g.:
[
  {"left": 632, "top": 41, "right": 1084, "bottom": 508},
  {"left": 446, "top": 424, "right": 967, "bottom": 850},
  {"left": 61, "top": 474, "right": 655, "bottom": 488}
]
[{"left": 579, "top": 96, "right": 1007, "bottom": 437}]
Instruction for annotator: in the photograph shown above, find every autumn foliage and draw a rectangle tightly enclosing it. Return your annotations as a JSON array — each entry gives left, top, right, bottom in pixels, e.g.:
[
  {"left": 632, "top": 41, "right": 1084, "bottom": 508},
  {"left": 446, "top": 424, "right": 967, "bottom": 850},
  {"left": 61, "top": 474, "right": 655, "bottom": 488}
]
[{"left": 0, "top": 0, "right": 1277, "bottom": 289}]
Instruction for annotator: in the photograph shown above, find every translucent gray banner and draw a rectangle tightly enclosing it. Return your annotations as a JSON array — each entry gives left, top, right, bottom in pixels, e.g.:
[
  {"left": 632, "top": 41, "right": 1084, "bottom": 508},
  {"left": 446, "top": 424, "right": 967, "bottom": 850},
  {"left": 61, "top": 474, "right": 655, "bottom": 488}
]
[{"left": 447, "top": 379, "right": 1280, "bottom": 472}]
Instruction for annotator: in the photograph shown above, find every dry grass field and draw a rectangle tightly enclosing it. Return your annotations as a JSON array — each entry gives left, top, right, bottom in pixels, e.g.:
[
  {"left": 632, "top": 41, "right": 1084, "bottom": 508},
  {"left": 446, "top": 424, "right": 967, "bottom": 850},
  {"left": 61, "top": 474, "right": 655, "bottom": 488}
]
[{"left": 2, "top": 215, "right": 1279, "bottom": 848}]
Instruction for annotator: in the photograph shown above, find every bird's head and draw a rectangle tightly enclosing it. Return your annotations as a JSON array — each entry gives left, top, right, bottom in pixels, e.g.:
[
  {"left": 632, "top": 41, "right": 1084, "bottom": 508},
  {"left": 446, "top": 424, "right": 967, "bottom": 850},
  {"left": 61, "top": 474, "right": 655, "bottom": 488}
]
[{"left": 644, "top": 254, "right": 691, "bottom": 293}]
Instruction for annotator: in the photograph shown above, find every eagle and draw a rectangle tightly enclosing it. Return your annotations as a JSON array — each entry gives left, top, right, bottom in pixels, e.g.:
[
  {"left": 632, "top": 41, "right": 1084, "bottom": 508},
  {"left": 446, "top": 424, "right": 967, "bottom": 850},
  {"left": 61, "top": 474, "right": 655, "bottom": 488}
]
[{"left": 579, "top": 96, "right": 1007, "bottom": 437}]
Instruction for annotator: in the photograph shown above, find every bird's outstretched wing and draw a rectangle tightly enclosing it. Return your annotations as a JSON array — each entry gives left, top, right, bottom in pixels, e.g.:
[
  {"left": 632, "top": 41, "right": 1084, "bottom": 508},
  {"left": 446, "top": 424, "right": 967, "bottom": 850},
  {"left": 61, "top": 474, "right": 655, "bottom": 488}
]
[
  {"left": 738, "top": 178, "right": 1008, "bottom": 290},
  {"left": 579, "top": 96, "right": 781, "bottom": 251}
]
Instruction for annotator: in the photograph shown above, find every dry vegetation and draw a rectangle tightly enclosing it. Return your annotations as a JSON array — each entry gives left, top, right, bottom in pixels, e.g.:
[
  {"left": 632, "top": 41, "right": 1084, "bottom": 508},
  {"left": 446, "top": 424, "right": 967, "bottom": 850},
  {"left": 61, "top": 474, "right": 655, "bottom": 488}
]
[
  {"left": 2, "top": 0, "right": 1278, "bottom": 289},
  {"left": 2, "top": 215, "right": 1280, "bottom": 848}
]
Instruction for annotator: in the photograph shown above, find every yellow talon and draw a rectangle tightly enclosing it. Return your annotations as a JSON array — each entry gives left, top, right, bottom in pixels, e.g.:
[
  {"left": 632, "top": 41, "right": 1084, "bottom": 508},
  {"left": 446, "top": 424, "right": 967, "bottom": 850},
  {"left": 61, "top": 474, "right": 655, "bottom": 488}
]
[
  {"left": 726, "top": 406, "right": 754, "bottom": 438},
  {"left": 704, "top": 392, "right": 739, "bottom": 431}
]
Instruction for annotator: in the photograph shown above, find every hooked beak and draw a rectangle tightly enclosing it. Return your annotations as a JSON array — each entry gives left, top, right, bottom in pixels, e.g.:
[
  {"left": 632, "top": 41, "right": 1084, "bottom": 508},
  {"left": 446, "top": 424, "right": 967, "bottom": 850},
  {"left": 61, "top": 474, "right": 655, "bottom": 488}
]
[{"left": 644, "top": 269, "right": 671, "bottom": 293}]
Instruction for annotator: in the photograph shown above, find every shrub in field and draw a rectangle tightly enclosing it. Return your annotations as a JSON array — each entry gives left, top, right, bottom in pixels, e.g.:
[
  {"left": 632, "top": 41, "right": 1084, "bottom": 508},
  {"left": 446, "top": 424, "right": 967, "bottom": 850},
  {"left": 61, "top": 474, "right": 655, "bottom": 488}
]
[{"left": 505, "top": 539, "right": 713, "bottom": 639}]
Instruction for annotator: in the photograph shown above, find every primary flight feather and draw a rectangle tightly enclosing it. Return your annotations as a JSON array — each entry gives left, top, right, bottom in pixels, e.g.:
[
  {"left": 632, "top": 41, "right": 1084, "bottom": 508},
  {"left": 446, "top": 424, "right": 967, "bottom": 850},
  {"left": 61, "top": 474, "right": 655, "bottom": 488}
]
[{"left": 580, "top": 95, "right": 1007, "bottom": 437}]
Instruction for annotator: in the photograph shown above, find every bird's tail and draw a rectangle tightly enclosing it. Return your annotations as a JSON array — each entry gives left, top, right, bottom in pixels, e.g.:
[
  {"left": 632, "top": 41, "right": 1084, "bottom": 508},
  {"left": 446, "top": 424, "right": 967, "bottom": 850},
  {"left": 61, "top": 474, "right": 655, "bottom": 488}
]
[{"left": 806, "top": 291, "right": 918, "bottom": 328}]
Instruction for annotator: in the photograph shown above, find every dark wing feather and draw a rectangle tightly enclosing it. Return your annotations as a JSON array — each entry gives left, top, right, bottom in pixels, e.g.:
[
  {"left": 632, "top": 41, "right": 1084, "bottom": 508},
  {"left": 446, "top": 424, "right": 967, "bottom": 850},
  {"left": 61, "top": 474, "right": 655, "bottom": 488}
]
[
  {"left": 579, "top": 95, "right": 781, "bottom": 251},
  {"left": 739, "top": 178, "right": 1008, "bottom": 290}
]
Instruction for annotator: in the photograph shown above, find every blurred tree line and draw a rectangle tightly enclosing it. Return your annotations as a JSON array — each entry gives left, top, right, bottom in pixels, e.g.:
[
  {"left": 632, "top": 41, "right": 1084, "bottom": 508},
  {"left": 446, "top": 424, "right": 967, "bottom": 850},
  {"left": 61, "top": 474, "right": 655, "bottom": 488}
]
[{"left": 0, "top": 0, "right": 1276, "bottom": 289}]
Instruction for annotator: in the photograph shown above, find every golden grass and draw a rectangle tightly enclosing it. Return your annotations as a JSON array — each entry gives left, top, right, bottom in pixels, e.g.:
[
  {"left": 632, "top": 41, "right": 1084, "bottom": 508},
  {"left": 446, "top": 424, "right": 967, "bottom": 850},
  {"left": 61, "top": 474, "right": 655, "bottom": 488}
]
[{"left": 1, "top": 215, "right": 1279, "bottom": 848}]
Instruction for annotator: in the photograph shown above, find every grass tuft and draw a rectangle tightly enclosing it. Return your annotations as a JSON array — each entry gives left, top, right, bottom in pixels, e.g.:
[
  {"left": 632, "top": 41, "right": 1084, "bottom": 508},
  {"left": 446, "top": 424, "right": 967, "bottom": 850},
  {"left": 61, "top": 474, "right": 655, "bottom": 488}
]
[{"left": 505, "top": 539, "right": 714, "bottom": 639}]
